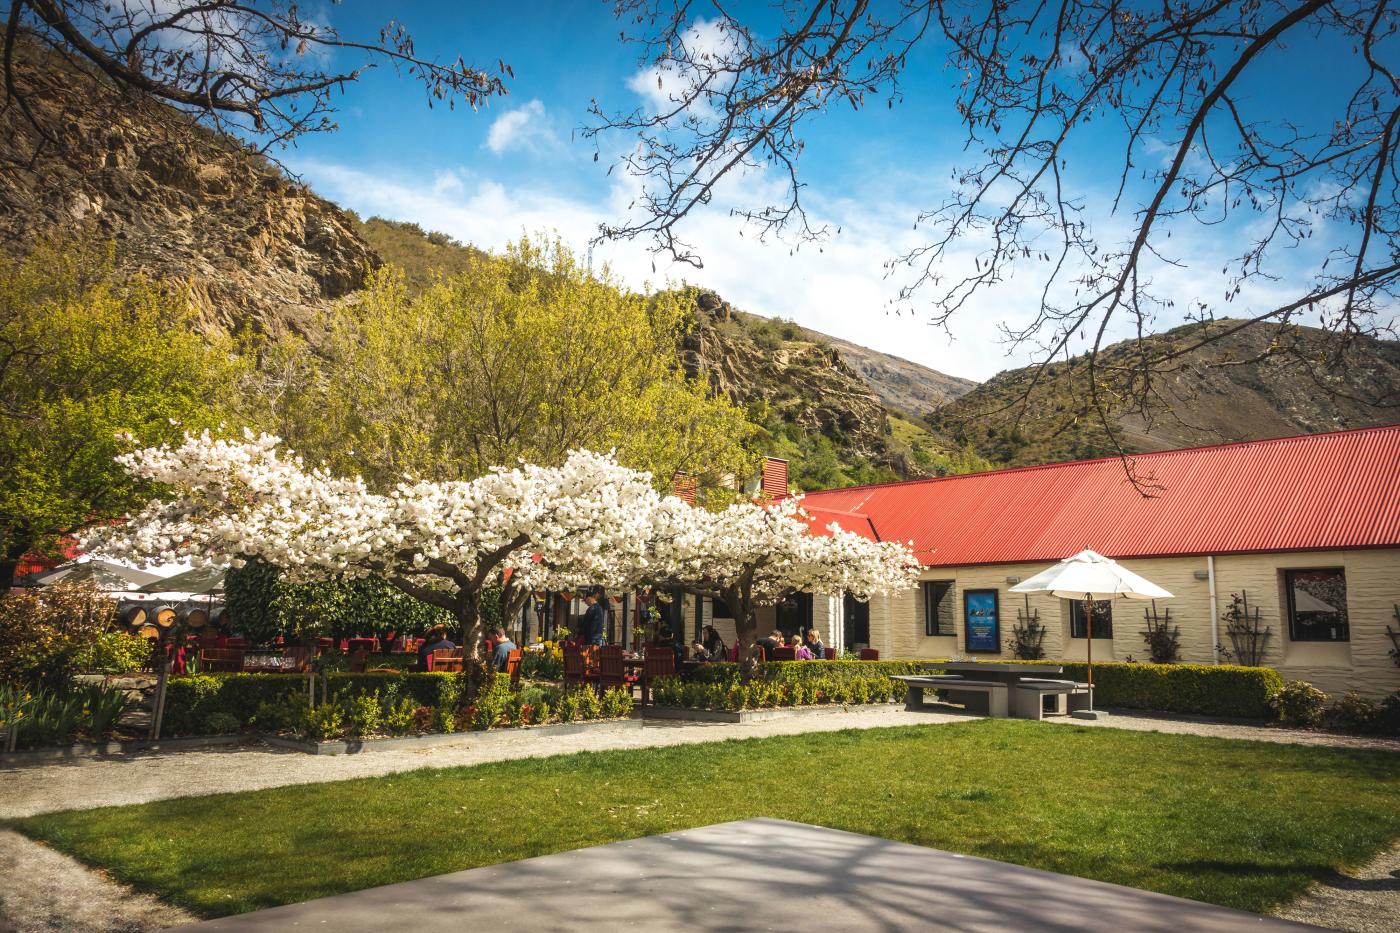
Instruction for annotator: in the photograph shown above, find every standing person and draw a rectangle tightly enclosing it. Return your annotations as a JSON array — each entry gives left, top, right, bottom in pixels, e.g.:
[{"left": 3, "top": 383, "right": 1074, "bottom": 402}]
[
  {"left": 701, "top": 623, "right": 727, "bottom": 661},
  {"left": 582, "top": 587, "right": 607, "bottom": 647},
  {"left": 804, "top": 627, "right": 826, "bottom": 660}
]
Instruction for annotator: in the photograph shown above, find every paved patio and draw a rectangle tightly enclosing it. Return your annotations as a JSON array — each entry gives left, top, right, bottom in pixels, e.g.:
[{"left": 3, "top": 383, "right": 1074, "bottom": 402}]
[{"left": 182, "top": 819, "right": 1326, "bottom": 932}]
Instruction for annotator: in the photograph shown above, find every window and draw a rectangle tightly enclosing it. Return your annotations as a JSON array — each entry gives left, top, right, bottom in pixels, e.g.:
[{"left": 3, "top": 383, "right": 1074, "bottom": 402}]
[
  {"left": 843, "top": 594, "right": 870, "bottom": 650},
  {"left": 923, "top": 581, "right": 956, "bottom": 636},
  {"left": 1069, "top": 600, "right": 1113, "bottom": 639},
  {"left": 1285, "top": 569, "right": 1349, "bottom": 642}
]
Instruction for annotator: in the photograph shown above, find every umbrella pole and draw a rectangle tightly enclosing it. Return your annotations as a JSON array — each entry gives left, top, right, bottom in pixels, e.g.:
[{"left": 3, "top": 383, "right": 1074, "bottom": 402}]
[{"left": 1084, "top": 593, "right": 1094, "bottom": 712}]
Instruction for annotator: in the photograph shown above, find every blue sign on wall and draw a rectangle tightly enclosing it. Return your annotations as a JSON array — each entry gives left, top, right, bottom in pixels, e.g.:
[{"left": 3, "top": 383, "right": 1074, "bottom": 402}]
[{"left": 963, "top": 589, "right": 1000, "bottom": 653}]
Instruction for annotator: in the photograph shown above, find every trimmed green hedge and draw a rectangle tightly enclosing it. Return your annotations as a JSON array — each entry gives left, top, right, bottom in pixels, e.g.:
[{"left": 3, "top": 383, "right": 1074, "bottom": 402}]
[
  {"left": 989, "top": 660, "right": 1284, "bottom": 720},
  {"left": 160, "top": 672, "right": 461, "bottom": 737},
  {"left": 679, "top": 659, "right": 1282, "bottom": 719}
]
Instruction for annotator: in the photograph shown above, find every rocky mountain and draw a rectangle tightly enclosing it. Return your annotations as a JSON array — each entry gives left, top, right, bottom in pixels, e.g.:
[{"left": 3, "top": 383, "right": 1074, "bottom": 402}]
[
  {"left": 0, "top": 42, "right": 375, "bottom": 335},
  {"left": 932, "top": 320, "right": 1400, "bottom": 467},
  {"left": 803, "top": 331, "right": 977, "bottom": 417}
]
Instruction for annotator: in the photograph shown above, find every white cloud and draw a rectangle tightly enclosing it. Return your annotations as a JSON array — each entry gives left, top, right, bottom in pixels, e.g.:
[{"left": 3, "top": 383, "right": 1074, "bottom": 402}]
[
  {"left": 626, "top": 18, "right": 738, "bottom": 120},
  {"left": 485, "top": 99, "right": 554, "bottom": 155}
]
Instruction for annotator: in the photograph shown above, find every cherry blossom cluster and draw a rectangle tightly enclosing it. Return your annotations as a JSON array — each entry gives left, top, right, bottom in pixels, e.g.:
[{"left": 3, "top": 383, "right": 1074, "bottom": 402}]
[{"left": 90, "top": 433, "right": 918, "bottom": 618}]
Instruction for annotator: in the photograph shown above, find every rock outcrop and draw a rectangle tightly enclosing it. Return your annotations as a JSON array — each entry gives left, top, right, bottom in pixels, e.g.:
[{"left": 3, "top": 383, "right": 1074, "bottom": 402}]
[{"left": 0, "top": 44, "right": 375, "bottom": 334}]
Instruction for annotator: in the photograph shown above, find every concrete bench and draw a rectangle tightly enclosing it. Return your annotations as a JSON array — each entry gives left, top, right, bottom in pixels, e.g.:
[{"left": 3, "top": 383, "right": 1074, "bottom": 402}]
[
  {"left": 895, "top": 676, "right": 1008, "bottom": 717},
  {"left": 1012, "top": 680, "right": 1090, "bottom": 720}
]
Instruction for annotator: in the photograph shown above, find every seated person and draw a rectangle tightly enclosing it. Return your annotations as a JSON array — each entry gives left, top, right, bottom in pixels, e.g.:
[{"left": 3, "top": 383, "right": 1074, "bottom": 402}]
[
  {"left": 690, "top": 641, "right": 711, "bottom": 662},
  {"left": 791, "top": 633, "right": 814, "bottom": 661},
  {"left": 417, "top": 625, "right": 456, "bottom": 671},
  {"left": 489, "top": 626, "right": 518, "bottom": 672},
  {"left": 757, "top": 629, "right": 783, "bottom": 656},
  {"left": 804, "top": 627, "right": 826, "bottom": 660}
]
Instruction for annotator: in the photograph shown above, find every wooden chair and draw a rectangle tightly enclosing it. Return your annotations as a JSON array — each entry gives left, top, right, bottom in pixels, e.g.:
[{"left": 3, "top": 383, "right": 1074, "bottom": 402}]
[
  {"left": 825, "top": 647, "right": 838, "bottom": 660},
  {"left": 505, "top": 649, "right": 523, "bottom": 688},
  {"left": 772, "top": 646, "right": 797, "bottom": 661},
  {"left": 639, "top": 647, "right": 675, "bottom": 705},
  {"left": 281, "top": 647, "right": 312, "bottom": 672},
  {"left": 199, "top": 647, "right": 245, "bottom": 673},
  {"left": 859, "top": 648, "right": 880, "bottom": 660},
  {"left": 429, "top": 648, "right": 463, "bottom": 672},
  {"left": 348, "top": 647, "right": 371, "bottom": 673},
  {"left": 595, "top": 645, "right": 639, "bottom": 697},
  {"left": 562, "top": 644, "right": 589, "bottom": 689}
]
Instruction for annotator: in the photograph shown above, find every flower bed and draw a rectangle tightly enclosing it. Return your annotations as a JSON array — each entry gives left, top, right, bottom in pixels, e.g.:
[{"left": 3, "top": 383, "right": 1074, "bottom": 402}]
[{"left": 160, "top": 671, "right": 632, "bottom": 740}]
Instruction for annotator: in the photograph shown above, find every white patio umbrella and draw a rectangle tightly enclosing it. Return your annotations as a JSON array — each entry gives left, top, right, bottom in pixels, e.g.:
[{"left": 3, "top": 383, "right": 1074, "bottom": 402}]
[{"left": 1010, "top": 549, "right": 1172, "bottom": 715}]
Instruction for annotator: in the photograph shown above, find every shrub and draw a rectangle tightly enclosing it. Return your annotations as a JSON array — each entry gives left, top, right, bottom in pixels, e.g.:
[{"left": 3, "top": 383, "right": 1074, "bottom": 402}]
[
  {"left": 303, "top": 704, "right": 344, "bottom": 741},
  {"left": 1270, "top": 681, "right": 1329, "bottom": 727},
  {"left": 341, "top": 691, "right": 382, "bottom": 738},
  {"left": 0, "top": 583, "right": 115, "bottom": 689},
  {"left": 1374, "top": 691, "right": 1400, "bottom": 737},
  {"left": 161, "top": 671, "right": 461, "bottom": 737},
  {"left": 203, "top": 712, "right": 242, "bottom": 735},
  {"left": 1329, "top": 691, "right": 1380, "bottom": 734},
  {"left": 410, "top": 706, "right": 436, "bottom": 734},
  {"left": 382, "top": 697, "right": 416, "bottom": 735},
  {"left": 74, "top": 631, "right": 151, "bottom": 675}
]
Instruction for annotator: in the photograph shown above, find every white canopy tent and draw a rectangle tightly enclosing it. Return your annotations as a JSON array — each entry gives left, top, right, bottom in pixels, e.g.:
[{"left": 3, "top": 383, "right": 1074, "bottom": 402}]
[{"left": 1010, "top": 549, "right": 1172, "bottom": 716}]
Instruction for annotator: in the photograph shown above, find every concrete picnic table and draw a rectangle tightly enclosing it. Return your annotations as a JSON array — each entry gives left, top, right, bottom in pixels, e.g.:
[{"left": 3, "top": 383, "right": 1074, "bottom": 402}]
[{"left": 894, "top": 662, "right": 1087, "bottom": 719}]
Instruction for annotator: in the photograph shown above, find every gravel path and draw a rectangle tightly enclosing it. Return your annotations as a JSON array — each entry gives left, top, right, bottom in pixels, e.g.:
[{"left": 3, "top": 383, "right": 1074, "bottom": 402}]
[
  {"left": 1275, "top": 843, "right": 1400, "bottom": 933},
  {"left": 2, "top": 707, "right": 1396, "bottom": 933},
  {"left": 0, "top": 829, "right": 195, "bottom": 932}
]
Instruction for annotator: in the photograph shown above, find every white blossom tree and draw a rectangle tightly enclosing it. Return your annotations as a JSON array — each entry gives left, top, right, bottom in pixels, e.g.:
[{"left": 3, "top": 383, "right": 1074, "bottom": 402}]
[
  {"left": 643, "top": 496, "right": 919, "bottom": 671},
  {"left": 88, "top": 431, "right": 661, "bottom": 690}
]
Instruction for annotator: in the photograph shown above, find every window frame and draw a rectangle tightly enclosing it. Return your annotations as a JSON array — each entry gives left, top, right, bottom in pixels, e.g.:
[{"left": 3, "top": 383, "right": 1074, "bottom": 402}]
[
  {"left": 1068, "top": 599, "right": 1114, "bottom": 640},
  {"left": 922, "top": 580, "right": 956, "bottom": 637},
  {"left": 1284, "top": 568, "right": 1350, "bottom": 643}
]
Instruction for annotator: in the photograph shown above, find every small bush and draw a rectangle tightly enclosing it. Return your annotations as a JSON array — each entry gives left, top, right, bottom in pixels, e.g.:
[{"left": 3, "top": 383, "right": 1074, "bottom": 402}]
[
  {"left": 1270, "top": 681, "right": 1329, "bottom": 727},
  {"left": 1375, "top": 691, "right": 1400, "bottom": 737},
  {"left": 410, "top": 706, "right": 435, "bottom": 734},
  {"left": 341, "top": 691, "right": 382, "bottom": 738},
  {"left": 1329, "top": 691, "right": 1380, "bottom": 734},
  {"left": 303, "top": 704, "right": 344, "bottom": 741},
  {"left": 0, "top": 583, "right": 115, "bottom": 689},
  {"left": 203, "top": 712, "right": 242, "bottom": 734},
  {"left": 75, "top": 632, "right": 152, "bottom": 675},
  {"left": 382, "top": 697, "right": 416, "bottom": 735}
]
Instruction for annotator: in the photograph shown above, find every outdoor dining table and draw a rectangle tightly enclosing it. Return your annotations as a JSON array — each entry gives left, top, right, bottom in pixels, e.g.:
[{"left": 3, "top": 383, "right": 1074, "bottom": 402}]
[{"left": 896, "top": 662, "right": 1082, "bottom": 719}]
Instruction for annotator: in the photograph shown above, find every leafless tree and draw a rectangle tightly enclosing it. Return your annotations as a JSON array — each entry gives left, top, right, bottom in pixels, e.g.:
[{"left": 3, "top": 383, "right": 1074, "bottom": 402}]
[
  {"left": 589, "top": 1, "right": 1400, "bottom": 486},
  {"left": 4, "top": 0, "right": 511, "bottom": 149}
]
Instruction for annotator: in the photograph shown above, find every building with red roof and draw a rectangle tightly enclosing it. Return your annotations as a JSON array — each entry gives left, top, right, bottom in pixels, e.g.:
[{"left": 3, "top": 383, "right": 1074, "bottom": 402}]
[{"left": 790, "top": 425, "right": 1400, "bottom": 697}]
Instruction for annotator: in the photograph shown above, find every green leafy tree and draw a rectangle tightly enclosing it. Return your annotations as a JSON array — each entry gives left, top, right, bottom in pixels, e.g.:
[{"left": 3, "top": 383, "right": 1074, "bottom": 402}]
[
  {"left": 0, "top": 244, "right": 240, "bottom": 590},
  {"left": 248, "top": 235, "right": 756, "bottom": 491}
]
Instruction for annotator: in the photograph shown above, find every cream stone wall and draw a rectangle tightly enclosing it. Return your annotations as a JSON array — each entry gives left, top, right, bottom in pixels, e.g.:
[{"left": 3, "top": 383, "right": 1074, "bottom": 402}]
[{"left": 868, "top": 548, "right": 1400, "bottom": 698}]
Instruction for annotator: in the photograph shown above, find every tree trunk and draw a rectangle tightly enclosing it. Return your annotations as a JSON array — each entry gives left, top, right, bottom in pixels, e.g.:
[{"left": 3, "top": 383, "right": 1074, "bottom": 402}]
[
  {"left": 456, "top": 593, "right": 490, "bottom": 703},
  {"left": 727, "top": 586, "right": 762, "bottom": 680}
]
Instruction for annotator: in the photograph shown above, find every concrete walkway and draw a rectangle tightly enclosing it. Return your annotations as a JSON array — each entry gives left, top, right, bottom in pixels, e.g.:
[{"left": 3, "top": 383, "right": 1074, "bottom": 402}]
[
  {"left": 184, "top": 819, "right": 1325, "bottom": 932},
  {"left": 3, "top": 706, "right": 1396, "bottom": 820}
]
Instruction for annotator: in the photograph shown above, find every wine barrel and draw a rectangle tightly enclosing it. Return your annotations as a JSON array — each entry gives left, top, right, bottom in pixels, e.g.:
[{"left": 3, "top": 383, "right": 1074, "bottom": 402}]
[
  {"left": 186, "top": 608, "right": 209, "bottom": 629},
  {"left": 137, "top": 623, "right": 160, "bottom": 640},
  {"left": 122, "top": 605, "right": 149, "bottom": 628},
  {"left": 210, "top": 608, "right": 227, "bottom": 629},
  {"left": 154, "top": 605, "right": 181, "bottom": 629}
]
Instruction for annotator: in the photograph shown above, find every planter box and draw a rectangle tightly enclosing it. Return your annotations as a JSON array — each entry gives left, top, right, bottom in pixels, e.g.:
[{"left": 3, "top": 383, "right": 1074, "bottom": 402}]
[
  {"left": 642, "top": 702, "right": 897, "bottom": 724},
  {"left": 257, "top": 715, "right": 644, "bottom": 756},
  {"left": 0, "top": 732, "right": 245, "bottom": 766}
]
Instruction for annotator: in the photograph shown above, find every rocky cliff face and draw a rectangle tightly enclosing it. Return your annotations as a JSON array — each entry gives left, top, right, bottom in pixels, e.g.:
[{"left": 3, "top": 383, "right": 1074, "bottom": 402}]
[
  {"left": 680, "top": 290, "right": 906, "bottom": 476},
  {"left": 0, "top": 45, "right": 375, "bottom": 334}
]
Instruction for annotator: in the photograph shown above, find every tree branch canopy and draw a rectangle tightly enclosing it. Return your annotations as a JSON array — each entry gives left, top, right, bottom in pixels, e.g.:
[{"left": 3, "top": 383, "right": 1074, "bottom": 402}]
[
  {"left": 5, "top": 0, "right": 511, "bottom": 148},
  {"left": 591, "top": 1, "right": 1400, "bottom": 487}
]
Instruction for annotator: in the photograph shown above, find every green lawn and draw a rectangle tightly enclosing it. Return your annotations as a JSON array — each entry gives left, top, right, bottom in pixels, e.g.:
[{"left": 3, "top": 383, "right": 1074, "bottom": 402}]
[{"left": 12, "top": 721, "right": 1399, "bottom": 919}]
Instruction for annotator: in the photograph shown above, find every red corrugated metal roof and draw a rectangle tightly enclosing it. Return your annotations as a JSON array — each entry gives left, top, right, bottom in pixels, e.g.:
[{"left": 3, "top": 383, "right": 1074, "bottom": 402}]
[
  {"left": 801, "top": 425, "right": 1400, "bottom": 566},
  {"left": 803, "top": 506, "right": 881, "bottom": 543}
]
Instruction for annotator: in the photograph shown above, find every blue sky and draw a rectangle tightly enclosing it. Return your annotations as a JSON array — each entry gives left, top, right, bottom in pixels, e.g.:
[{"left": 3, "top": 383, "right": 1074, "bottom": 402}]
[{"left": 282, "top": 3, "right": 1362, "bottom": 382}]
